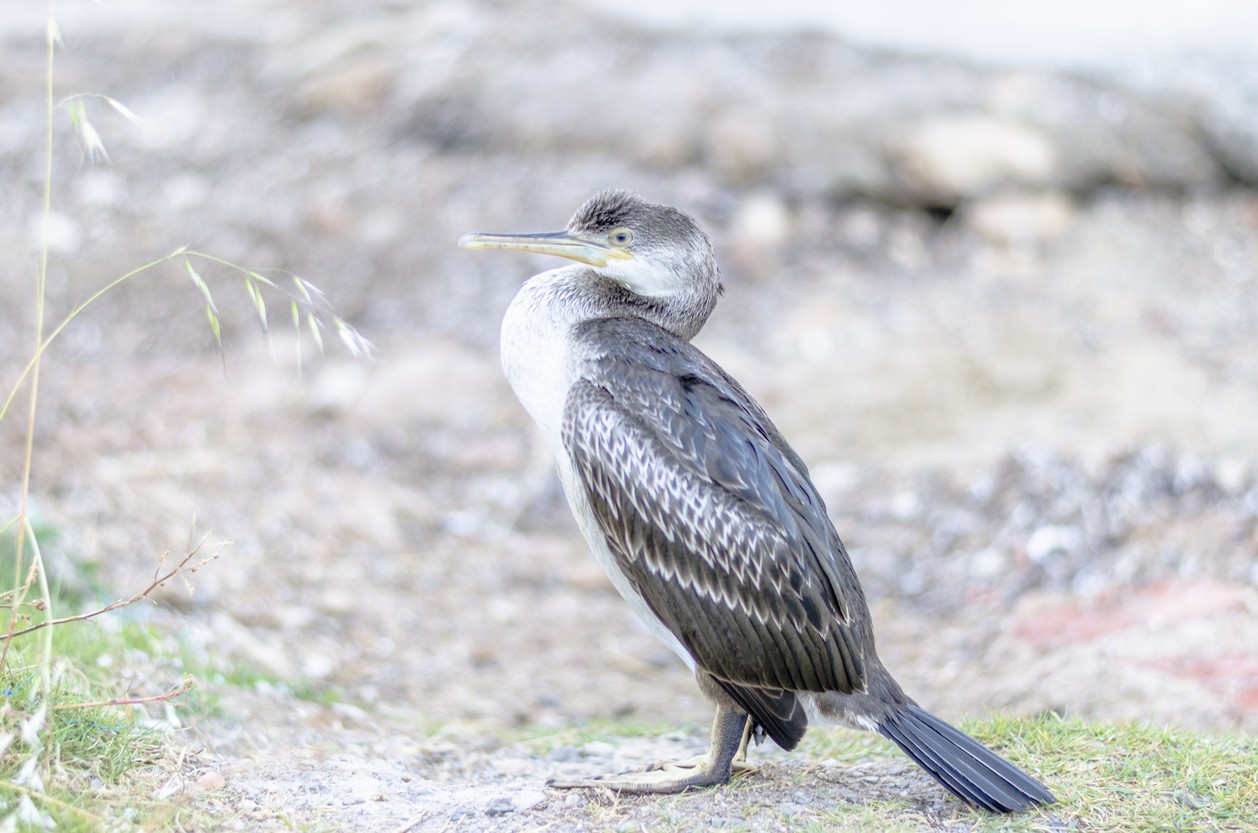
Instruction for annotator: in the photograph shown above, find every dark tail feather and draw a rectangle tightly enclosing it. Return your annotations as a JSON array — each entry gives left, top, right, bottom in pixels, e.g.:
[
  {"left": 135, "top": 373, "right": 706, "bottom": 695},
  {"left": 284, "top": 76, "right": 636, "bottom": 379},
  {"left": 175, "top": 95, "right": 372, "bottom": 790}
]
[{"left": 877, "top": 704, "right": 1055, "bottom": 813}]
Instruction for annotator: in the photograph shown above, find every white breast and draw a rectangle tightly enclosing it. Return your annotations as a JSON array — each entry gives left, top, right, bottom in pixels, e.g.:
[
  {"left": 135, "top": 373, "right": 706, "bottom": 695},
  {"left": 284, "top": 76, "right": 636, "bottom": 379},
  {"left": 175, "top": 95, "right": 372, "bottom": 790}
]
[
  {"left": 500, "top": 268, "right": 577, "bottom": 440},
  {"left": 500, "top": 268, "right": 695, "bottom": 670}
]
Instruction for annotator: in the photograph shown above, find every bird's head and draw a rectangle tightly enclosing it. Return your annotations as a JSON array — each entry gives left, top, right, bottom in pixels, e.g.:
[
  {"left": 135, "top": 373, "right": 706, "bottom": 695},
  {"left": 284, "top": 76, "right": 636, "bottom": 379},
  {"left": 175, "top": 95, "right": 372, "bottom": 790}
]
[{"left": 459, "top": 190, "right": 722, "bottom": 308}]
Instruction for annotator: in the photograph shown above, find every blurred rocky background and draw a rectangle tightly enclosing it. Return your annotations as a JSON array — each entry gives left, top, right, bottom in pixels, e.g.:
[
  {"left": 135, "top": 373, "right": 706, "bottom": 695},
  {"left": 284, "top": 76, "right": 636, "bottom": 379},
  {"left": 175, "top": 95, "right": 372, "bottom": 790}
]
[{"left": 0, "top": 0, "right": 1256, "bottom": 828}]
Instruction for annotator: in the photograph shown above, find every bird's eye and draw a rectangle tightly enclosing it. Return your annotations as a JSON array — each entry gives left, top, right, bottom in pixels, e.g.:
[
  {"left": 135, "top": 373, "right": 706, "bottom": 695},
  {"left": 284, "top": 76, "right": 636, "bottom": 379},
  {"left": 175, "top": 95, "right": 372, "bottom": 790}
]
[{"left": 609, "top": 228, "right": 634, "bottom": 247}]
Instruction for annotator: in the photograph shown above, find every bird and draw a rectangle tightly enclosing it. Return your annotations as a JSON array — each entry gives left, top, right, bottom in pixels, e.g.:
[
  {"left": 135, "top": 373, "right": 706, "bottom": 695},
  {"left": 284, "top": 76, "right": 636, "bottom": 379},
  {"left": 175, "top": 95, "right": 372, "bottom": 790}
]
[{"left": 459, "top": 189, "right": 1054, "bottom": 813}]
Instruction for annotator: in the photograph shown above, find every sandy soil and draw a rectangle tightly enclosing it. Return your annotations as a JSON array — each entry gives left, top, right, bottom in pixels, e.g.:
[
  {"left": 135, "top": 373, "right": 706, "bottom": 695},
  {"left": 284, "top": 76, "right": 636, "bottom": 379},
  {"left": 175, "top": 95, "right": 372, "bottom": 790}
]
[{"left": 1, "top": 1, "right": 1256, "bottom": 830}]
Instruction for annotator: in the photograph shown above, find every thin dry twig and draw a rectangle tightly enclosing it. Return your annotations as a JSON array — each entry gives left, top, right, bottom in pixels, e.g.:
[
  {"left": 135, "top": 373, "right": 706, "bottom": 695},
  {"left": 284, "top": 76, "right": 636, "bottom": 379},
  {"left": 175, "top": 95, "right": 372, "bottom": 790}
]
[
  {"left": 51, "top": 676, "right": 195, "bottom": 712},
  {"left": 5, "top": 533, "right": 224, "bottom": 641}
]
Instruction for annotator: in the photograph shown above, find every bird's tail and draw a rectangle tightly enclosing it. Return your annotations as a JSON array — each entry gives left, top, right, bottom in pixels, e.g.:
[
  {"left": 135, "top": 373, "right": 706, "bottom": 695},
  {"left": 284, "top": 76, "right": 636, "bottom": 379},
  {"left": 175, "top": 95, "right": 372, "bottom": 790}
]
[{"left": 877, "top": 703, "right": 1055, "bottom": 813}]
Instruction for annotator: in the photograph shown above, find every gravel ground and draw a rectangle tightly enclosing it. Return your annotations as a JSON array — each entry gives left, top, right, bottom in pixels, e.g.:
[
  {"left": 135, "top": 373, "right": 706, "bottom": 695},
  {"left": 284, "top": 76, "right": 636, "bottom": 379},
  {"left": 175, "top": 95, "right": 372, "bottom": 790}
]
[{"left": 1, "top": 1, "right": 1257, "bottom": 830}]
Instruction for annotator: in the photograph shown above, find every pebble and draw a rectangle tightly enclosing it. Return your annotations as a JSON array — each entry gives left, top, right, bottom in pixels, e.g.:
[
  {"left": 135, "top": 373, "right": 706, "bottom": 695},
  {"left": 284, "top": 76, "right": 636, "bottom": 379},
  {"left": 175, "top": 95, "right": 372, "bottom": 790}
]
[
  {"left": 894, "top": 115, "right": 1057, "bottom": 199},
  {"left": 197, "top": 771, "right": 227, "bottom": 790},
  {"left": 510, "top": 789, "right": 547, "bottom": 811},
  {"left": 300, "top": 653, "right": 338, "bottom": 680},
  {"left": 730, "top": 193, "right": 792, "bottom": 252},
  {"left": 965, "top": 191, "right": 1075, "bottom": 243},
  {"left": 484, "top": 797, "right": 514, "bottom": 816},
  {"left": 294, "top": 56, "right": 395, "bottom": 116},
  {"left": 968, "top": 547, "right": 1009, "bottom": 579},
  {"left": 1026, "top": 524, "right": 1082, "bottom": 562},
  {"left": 1215, "top": 459, "right": 1249, "bottom": 494}
]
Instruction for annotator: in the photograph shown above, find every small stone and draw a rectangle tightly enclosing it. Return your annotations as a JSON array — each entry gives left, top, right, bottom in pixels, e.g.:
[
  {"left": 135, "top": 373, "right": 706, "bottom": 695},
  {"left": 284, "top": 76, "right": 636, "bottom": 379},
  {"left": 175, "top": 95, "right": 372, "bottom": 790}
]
[
  {"left": 331, "top": 702, "right": 371, "bottom": 722},
  {"left": 548, "top": 746, "right": 581, "bottom": 763},
  {"left": 301, "top": 652, "right": 338, "bottom": 680},
  {"left": 968, "top": 547, "right": 1009, "bottom": 579},
  {"left": 1216, "top": 459, "right": 1249, "bottom": 494},
  {"left": 1026, "top": 525, "right": 1081, "bottom": 562},
  {"left": 276, "top": 604, "right": 315, "bottom": 630},
  {"left": 197, "top": 771, "right": 227, "bottom": 790},
  {"left": 894, "top": 116, "right": 1057, "bottom": 200},
  {"left": 320, "top": 587, "right": 357, "bottom": 614},
  {"left": 889, "top": 491, "right": 920, "bottom": 519},
  {"left": 730, "top": 193, "right": 792, "bottom": 252},
  {"left": 484, "top": 797, "right": 514, "bottom": 816},
  {"left": 965, "top": 191, "right": 1075, "bottom": 244},
  {"left": 511, "top": 789, "right": 547, "bottom": 811},
  {"left": 295, "top": 57, "right": 395, "bottom": 116}
]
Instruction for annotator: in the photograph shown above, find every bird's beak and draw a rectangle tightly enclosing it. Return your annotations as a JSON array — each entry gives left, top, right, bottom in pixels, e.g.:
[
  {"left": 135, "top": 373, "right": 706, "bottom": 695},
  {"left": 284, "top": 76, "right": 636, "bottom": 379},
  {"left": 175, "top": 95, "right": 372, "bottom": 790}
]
[{"left": 458, "top": 230, "right": 632, "bottom": 267}]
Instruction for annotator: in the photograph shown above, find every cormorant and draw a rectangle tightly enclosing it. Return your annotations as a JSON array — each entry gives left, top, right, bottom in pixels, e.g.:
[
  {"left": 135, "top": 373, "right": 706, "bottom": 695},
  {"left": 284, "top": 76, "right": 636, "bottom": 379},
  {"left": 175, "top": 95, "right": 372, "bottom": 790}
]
[{"left": 459, "top": 190, "right": 1054, "bottom": 813}]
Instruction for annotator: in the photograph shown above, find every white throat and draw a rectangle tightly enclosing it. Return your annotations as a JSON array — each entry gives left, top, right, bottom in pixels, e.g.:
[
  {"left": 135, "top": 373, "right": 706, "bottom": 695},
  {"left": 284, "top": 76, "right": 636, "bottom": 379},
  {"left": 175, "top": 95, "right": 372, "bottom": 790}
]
[{"left": 499, "top": 266, "right": 589, "bottom": 442}]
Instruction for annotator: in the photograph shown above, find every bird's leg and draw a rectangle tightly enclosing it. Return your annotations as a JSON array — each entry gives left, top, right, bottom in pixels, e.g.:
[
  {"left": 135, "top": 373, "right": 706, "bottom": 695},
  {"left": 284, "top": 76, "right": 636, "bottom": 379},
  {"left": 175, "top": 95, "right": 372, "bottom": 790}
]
[
  {"left": 634, "top": 714, "right": 758, "bottom": 776},
  {"left": 731, "top": 715, "right": 758, "bottom": 774},
  {"left": 546, "top": 704, "right": 748, "bottom": 794}
]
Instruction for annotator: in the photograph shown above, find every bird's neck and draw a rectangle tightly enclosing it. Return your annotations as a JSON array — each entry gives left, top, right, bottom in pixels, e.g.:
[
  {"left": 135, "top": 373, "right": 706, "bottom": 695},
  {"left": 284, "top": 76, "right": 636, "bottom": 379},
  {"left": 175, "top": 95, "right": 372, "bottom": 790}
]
[{"left": 500, "top": 265, "right": 716, "bottom": 436}]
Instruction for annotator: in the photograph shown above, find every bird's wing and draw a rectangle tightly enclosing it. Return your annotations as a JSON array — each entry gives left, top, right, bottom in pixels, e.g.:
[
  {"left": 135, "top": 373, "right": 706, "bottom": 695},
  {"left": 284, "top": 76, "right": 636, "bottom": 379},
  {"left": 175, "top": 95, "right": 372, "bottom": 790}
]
[{"left": 562, "top": 318, "right": 869, "bottom": 698}]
